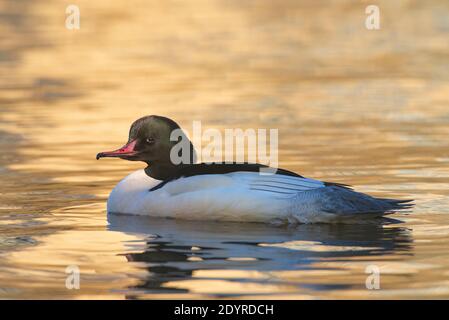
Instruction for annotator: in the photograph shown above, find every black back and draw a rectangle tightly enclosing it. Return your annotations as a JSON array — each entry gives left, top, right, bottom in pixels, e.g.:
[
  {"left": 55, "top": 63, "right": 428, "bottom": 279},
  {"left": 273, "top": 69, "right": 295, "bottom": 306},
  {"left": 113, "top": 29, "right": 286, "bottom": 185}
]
[{"left": 148, "top": 162, "right": 304, "bottom": 191}]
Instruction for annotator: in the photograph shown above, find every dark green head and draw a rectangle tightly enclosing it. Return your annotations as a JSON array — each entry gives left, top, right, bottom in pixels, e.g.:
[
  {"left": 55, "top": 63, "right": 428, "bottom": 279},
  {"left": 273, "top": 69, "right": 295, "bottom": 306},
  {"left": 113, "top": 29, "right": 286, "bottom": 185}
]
[{"left": 97, "top": 116, "right": 196, "bottom": 178}]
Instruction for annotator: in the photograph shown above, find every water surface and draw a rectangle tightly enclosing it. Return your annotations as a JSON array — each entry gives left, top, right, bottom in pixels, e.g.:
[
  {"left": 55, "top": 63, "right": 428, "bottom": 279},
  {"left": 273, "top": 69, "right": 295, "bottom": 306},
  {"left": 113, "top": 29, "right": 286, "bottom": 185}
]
[{"left": 1, "top": 0, "right": 449, "bottom": 299}]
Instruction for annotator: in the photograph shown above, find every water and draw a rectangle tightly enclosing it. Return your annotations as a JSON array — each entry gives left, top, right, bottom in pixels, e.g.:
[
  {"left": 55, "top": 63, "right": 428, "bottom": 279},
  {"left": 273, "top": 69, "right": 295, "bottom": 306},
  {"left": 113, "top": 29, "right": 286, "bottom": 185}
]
[{"left": 1, "top": 0, "right": 449, "bottom": 299}]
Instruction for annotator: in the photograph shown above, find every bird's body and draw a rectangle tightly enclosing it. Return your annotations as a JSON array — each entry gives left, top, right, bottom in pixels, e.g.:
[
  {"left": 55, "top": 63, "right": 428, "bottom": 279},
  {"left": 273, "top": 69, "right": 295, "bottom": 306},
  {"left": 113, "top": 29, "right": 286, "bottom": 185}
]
[
  {"left": 107, "top": 166, "right": 411, "bottom": 224},
  {"left": 98, "top": 115, "right": 412, "bottom": 224}
]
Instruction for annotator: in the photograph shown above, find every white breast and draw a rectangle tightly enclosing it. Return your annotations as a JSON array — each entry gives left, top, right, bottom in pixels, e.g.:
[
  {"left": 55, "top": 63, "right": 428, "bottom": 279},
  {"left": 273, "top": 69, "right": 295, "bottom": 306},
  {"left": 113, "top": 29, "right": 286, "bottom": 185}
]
[{"left": 107, "top": 169, "right": 326, "bottom": 223}]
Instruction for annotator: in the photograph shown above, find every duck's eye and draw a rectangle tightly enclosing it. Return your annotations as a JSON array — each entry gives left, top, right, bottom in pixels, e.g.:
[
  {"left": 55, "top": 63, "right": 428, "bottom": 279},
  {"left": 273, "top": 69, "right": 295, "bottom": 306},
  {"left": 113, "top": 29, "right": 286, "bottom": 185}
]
[{"left": 146, "top": 137, "right": 155, "bottom": 144}]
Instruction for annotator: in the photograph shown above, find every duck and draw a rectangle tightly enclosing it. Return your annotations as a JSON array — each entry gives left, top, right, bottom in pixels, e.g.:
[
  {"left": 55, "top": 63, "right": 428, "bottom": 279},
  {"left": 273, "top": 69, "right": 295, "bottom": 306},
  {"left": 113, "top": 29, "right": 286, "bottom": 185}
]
[{"left": 97, "top": 115, "right": 412, "bottom": 224}]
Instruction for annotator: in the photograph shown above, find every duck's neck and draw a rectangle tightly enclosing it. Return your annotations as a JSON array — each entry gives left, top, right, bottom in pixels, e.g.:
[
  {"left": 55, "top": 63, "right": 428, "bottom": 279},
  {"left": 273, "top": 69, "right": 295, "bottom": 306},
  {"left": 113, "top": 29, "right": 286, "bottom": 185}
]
[{"left": 144, "top": 161, "right": 184, "bottom": 181}]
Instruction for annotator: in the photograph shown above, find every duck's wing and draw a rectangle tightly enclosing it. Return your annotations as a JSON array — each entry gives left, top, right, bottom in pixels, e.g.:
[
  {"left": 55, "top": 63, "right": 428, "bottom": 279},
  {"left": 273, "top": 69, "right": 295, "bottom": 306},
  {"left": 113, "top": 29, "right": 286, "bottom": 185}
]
[
  {"left": 157, "top": 169, "right": 325, "bottom": 199},
  {"left": 236, "top": 172, "right": 325, "bottom": 195}
]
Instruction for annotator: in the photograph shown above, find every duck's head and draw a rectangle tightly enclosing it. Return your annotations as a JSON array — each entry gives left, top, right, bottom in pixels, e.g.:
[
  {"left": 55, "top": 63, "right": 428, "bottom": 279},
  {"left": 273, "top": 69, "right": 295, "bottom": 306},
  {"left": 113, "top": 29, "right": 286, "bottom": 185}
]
[{"left": 96, "top": 115, "right": 196, "bottom": 168}]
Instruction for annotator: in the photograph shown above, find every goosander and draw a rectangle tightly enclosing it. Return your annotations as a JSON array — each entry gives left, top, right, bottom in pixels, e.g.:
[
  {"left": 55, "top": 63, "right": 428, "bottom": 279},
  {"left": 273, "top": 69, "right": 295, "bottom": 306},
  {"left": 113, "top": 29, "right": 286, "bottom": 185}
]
[{"left": 97, "top": 115, "right": 412, "bottom": 224}]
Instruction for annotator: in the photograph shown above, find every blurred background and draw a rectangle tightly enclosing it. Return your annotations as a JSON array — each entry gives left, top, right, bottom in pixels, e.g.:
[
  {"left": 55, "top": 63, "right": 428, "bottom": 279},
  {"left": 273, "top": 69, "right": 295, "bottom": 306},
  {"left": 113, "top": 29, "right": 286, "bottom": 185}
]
[{"left": 0, "top": 0, "right": 449, "bottom": 299}]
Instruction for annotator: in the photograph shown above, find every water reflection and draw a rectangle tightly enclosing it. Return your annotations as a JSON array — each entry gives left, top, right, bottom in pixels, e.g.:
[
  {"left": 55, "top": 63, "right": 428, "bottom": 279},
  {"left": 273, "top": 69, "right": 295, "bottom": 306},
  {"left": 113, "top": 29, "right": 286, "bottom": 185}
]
[{"left": 108, "top": 214, "right": 412, "bottom": 297}]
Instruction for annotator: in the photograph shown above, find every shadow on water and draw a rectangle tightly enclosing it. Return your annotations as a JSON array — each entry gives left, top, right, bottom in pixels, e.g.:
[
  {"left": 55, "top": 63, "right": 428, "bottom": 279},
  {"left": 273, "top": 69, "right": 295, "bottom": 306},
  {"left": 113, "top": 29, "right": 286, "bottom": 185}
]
[{"left": 107, "top": 214, "right": 413, "bottom": 297}]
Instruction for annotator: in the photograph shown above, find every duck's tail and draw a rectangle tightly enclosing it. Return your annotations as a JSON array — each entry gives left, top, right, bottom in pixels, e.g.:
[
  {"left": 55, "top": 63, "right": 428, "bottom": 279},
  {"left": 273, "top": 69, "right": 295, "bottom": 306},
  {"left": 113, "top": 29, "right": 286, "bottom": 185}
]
[
  {"left": 371, "top": 197, "right": 414, "bottom": 213},
  {"left": 290, "top": 185, "right": 414, "bottom": 223}
]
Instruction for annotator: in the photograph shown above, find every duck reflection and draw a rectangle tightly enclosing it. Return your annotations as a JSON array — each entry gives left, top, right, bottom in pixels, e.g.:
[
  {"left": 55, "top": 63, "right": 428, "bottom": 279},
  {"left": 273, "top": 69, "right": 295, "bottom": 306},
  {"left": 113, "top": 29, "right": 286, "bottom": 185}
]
[
  {"left": 123, "top": 242, "right": 196, "bottom": 293},
  {"left": 107, "top": 215, "right": 412, "bottom": 296}
]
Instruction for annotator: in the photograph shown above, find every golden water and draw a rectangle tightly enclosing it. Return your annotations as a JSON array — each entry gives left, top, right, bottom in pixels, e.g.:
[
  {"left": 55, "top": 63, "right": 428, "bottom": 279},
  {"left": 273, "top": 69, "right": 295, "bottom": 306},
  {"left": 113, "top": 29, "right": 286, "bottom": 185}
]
[{"left": 1, "top": 0, "right": 448, "bottom": 299}]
